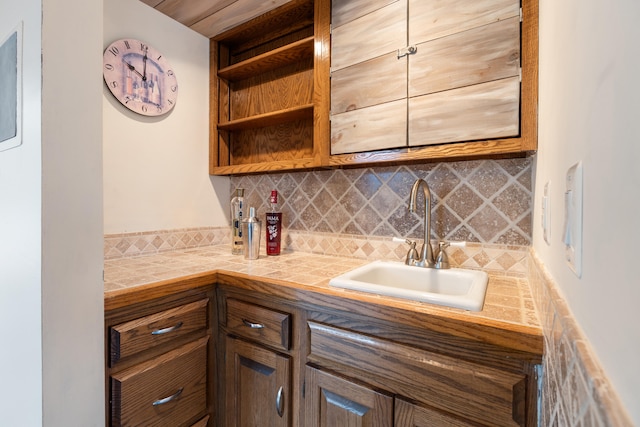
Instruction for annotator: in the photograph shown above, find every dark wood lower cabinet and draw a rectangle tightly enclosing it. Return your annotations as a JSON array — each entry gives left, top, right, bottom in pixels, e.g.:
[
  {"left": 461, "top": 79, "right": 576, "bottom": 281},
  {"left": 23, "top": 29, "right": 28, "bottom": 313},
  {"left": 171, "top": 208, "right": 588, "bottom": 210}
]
[
  {"left": 105, "top": 288, "right": 216, "bottom": 427},
  {"left": 215, "top": 285, "right": 540, "bottom": 427},
  {"left": 224, "top": 336, "right": 292, "bottom": 427},
  {"left": 304, "top": 366, "right": 393, "bottom": 427},
  {"left": 106, "top": 276, "right": 539, "bottom": 426}
]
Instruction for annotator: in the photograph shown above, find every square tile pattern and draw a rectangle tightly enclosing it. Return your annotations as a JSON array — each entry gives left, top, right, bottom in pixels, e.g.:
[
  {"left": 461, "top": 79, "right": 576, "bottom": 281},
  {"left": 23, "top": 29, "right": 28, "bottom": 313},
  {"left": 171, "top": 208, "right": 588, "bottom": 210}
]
[{"left": 232, "top": 158, "right": 533, "bottom": 246}]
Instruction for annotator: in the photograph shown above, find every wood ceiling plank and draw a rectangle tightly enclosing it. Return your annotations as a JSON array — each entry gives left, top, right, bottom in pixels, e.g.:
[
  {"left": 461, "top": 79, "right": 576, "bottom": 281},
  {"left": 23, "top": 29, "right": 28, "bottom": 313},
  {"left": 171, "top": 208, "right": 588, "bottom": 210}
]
[{"left": 155, "top": 0, "right": 237, "bottom": 27}]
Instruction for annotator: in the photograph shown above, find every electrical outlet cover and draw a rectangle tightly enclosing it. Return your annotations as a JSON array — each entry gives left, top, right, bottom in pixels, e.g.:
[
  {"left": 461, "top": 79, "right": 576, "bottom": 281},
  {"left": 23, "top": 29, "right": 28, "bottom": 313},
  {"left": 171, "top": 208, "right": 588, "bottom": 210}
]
[{"left": 563, "top": 162, "right": 583, "bottom": 277}]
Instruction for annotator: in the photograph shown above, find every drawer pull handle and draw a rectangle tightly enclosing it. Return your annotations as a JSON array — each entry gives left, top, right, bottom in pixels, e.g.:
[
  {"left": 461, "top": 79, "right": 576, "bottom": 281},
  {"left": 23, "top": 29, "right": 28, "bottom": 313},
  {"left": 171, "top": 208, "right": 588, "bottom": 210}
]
[
  {"left": 276, "top": 386, "right": 284, "bottom": 417},
  {"left": 151, "top": 321, "right": 183, "bottom": 335},
  {"left": 242, "top": 319, "right": 264, "bottom": 329},
  {"left": 152, "top": 387, "right": 183, "bottom": 406}
]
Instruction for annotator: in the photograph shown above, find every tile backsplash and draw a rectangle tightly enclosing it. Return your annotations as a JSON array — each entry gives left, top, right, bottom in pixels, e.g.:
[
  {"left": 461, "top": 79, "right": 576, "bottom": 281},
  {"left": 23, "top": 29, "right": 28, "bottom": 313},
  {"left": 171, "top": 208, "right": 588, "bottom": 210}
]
[
  {"left": 232, "top": 158, "right": 533, "bottom": 245},
  {"left": 105, "top": 158, "right": 534, "bottom": 275},
  {"left": 529, "top": 251, "right": 633, "bottom": 426}
]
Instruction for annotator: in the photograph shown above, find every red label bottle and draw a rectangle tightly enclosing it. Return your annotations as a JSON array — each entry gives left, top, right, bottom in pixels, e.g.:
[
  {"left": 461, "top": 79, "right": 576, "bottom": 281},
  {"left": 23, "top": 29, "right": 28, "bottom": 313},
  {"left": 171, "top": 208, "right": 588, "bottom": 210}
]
[{"left": 266, "top": 190, "right": 282, "bottom": 255}]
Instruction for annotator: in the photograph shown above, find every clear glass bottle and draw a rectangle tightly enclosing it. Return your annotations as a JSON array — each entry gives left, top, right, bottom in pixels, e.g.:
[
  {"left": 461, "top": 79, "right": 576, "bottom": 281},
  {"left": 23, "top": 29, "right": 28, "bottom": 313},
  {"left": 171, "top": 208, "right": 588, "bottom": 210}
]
[
  {"left": 266, "top": 190, "right": 282, "bottom": 256},
  {"left": 230, "top": 188, "right": 245, "bottom": 255}
]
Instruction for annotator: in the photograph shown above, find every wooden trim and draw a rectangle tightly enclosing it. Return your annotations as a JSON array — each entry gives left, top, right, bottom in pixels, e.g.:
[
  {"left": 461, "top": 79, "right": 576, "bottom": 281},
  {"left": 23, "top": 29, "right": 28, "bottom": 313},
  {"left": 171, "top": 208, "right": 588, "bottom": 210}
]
[
  {"left": 313, "top": 0, "right": 332, "bottom": 167},
  {"left": 520, "top": 0, "right": 539, "bottom": 151}
]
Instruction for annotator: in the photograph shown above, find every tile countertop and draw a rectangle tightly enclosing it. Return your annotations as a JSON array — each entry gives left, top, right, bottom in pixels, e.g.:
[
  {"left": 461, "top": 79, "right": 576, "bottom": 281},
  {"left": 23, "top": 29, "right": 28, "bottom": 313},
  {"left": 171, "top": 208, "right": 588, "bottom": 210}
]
[{"left": 104, "top": 245, "right": 543, "bottom": 356}]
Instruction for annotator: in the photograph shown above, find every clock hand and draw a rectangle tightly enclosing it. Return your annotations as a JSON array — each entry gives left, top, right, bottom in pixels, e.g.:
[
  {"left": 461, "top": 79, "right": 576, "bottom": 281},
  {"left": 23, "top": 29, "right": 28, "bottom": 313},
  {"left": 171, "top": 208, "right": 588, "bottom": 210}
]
[
  {"left": 123, "top": 60, "right": 144, "bottom": 80},
  {"left": 142, "top": 47, "right": 148, "bottom": 82}
]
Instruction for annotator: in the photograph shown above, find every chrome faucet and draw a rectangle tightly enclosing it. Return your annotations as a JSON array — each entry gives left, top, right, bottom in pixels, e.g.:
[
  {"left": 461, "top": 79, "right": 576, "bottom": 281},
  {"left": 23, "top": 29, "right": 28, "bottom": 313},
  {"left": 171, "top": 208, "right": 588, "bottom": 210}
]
[{"left": 408, "top": 178, "right": 435, "bottom": 268}]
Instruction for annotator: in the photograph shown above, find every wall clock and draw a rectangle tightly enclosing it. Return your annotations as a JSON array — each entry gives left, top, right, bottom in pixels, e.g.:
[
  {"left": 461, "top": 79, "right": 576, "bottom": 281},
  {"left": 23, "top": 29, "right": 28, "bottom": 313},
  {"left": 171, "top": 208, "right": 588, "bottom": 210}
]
[{"left": 103, "top": 38, "right": 178, "bottom": 117}]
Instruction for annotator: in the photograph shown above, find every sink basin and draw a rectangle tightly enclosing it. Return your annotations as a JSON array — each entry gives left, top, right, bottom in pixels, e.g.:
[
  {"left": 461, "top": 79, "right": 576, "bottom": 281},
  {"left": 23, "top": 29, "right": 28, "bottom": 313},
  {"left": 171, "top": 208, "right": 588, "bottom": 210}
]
[{"left": 329, "top": 261, "right": 488, "bottom": 311}]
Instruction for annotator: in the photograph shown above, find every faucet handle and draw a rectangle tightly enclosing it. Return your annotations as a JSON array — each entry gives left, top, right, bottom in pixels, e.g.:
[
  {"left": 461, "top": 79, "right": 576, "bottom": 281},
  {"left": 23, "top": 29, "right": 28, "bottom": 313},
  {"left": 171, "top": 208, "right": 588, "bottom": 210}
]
[
  {"left": 434, "top": 240, "right": 465, "bottom": 269},
  {"left": 435, "top": 241, "right": 451, "bottom": 269},
  {"left": 393, "top": 237, "right": 419, "bottom": 265}
]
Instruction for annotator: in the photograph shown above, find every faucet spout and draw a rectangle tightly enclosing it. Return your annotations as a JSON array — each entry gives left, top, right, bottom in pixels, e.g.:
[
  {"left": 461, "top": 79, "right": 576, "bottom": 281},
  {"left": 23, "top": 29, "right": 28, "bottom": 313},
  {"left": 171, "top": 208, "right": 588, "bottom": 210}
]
[{"left": 409, "top": 179, "right": 435, "bottom": 268}]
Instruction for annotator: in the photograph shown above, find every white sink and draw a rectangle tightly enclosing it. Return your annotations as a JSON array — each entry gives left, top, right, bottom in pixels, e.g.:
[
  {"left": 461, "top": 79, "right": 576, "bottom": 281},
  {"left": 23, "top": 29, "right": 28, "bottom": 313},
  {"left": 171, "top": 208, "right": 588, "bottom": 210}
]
[{"left": 329, "top": 260, "right": 488, "bottom": 311}]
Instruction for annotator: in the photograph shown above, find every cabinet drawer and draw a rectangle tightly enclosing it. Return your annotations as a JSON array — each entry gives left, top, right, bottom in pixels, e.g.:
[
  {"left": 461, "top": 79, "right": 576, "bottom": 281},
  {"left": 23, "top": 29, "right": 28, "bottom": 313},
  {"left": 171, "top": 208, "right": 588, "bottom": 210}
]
[
  {"left": 308, "top": 322, "right": 526, "bottom": 426},
  {"left": 110, "top": 336, "right": 208, "bottom": 427},
  {"left": 110, "top": 299, "right": 209, "bottom": 365},
  {"left": 225, "top": 298, "right": 291, "bottom": 351}
]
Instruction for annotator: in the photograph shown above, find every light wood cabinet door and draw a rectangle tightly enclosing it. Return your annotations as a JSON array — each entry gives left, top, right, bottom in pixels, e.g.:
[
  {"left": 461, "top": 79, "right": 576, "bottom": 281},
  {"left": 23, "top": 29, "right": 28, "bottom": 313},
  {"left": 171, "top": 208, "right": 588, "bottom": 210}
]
[
  {"left": 330, "top": 0, "right": 522, "bottom": 155},
  {"left": 225, "top": 336, "right": 291, "bottom": 427},
  {"left": 304, "top": 366, "right": 393, "bottom": 427}
]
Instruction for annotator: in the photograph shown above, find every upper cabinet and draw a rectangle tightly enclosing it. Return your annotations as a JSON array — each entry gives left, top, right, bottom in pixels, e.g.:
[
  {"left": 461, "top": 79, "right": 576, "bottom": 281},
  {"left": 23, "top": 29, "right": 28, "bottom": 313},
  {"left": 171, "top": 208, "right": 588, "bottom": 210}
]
[
  {"left": 143, "top": 0, "right": 537, "bottom": 174},
  {"left": 208, "top": 0, "right": 331, "bottom": 175},
  {"left": 330, "top": 0, "right": 533, "bottom": 161}
]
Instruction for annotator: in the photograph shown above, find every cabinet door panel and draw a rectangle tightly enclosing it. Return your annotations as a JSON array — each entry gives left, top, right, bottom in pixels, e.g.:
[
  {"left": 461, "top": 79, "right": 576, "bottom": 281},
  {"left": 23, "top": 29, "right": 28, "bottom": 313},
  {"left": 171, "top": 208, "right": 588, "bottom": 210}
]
[
  {"left": 332, "top": 0, "right": 399, "bottom": 28},
  {"left": 332, "top": 52, "right": 407, "bottom": 114},
  {"left": 395, "top": 399, "right": 476, "bottom": 427},
  {"left": 225, "top": 336, "right": 291, "bottom": 427},
  {"left": 409, "top": 77, "right": 520, "bottom": 146},
  {"left": 304, "top": 366, "right": 393, "bottom": 427},
  {"left": 331, "top": 100, "right": 407, "bottom": 155},
  {"left": 331, "top": 0, "right": 406, "bottom": 71},
  {"left": 409, "top": 0, "right": 520, "bottom": 44},
  {"left": 409, "top": 17, "right": 520, "bottom": 97}
]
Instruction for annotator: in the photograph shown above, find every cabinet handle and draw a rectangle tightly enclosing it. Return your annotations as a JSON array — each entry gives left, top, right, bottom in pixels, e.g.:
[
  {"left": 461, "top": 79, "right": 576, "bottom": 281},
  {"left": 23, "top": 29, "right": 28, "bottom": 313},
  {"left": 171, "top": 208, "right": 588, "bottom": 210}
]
[
  {"left": 276, "top": 386, "right": 284, "bottom": 417},
  {"left": 242, "top": 319, "right": 264, "bottom": 329},
  {"left": 151, "top": 321, "right": 183, "bottom": 335},
  {"left": 152, "top": 387, "right": 183, "bottom": 406}
]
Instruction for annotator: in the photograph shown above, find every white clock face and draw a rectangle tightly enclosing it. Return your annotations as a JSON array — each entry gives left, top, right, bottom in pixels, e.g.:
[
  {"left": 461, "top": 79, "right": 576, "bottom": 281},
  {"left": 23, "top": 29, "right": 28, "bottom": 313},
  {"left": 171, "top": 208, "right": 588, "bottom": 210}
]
[{"left": 103, "top": 38, "right": 178, "bottom": 117}]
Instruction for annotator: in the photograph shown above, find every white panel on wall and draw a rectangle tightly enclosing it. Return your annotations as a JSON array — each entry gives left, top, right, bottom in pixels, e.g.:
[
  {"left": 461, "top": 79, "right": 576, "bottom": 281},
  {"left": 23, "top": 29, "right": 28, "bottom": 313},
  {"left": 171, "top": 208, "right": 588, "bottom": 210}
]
[{"left": 0, "top": 22, "right": 22, "bottom": 151}]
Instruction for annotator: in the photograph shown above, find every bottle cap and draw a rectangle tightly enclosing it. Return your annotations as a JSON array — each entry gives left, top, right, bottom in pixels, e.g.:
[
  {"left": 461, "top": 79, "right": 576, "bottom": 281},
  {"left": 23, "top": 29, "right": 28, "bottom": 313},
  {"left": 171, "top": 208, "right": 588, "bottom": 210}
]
[
  {"left": 270, "top": 190, "right": 278, "bottom": 204},
  {"left": 236, "top": 188, "right": 245, "bottom": 196}
]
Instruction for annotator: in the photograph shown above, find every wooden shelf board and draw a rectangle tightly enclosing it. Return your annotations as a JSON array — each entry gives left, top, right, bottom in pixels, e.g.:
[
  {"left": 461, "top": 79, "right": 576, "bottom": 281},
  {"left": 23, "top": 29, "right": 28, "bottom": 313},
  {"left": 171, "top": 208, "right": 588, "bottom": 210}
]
[
  {"left": 218, "top": 37, "right": 314, "bottom": 81},
  {"left": 210, "top": 157, "right": 320, "bottom": 175},
  {"left": 218, "top": 104, "right": 313, "bottom": 131}
]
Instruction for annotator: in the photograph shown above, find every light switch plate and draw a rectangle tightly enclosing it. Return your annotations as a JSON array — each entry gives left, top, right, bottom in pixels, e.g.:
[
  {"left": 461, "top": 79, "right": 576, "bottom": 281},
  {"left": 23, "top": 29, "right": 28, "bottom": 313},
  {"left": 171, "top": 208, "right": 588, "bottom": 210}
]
[{"left": 563, "top": 162, "right": 583, "bottom": 277}]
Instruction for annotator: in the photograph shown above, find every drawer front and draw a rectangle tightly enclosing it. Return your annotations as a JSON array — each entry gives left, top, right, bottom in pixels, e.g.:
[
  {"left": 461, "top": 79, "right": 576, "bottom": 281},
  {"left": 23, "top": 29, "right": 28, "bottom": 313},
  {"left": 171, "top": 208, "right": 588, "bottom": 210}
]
[
  {"left": 110, "top": 299, "right": 209, "bottom": 365},
  {"left": 111, "top": 336, "right": 208, "bottom": 427},
  {"left": 225, "top": 298, "right": 291, "bottom": 351},
  {"left": 308, "top": 322, "right": 526, "bottom": 427}
]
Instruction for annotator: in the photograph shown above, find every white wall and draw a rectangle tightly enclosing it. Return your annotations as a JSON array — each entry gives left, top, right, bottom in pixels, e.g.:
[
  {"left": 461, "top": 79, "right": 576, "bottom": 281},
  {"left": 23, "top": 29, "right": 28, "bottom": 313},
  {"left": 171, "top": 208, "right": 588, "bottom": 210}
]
[
  {"left": 103, "top": 0, "right": 229, "bottom": 234},
  {"left": 41, "top": 0, "right": 105, "bottom": 424},
  {"left": 535, "top": 0, "right": 640, "bottom": 422},
  {"left": 0, "top": 1, "right": 43, "bottom": 425}
]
